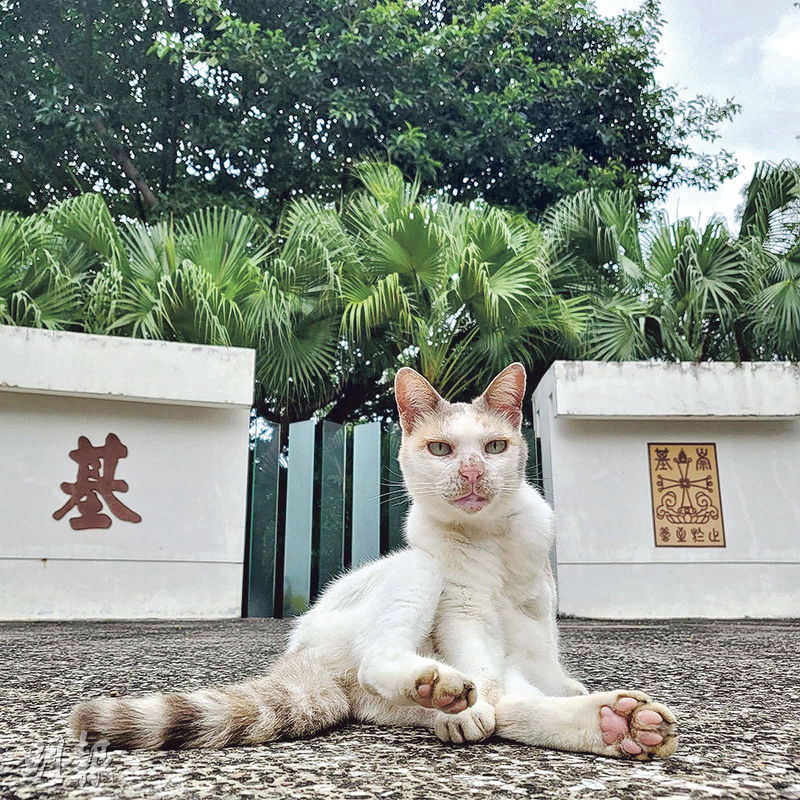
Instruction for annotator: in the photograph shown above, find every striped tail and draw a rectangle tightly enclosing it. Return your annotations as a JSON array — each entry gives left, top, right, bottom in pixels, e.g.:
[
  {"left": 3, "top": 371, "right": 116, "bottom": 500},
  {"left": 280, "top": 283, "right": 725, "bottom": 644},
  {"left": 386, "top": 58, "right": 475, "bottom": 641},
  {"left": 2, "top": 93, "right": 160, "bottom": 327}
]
[{"left": 69, "top": 651, "right": 350, "bottom": 750}]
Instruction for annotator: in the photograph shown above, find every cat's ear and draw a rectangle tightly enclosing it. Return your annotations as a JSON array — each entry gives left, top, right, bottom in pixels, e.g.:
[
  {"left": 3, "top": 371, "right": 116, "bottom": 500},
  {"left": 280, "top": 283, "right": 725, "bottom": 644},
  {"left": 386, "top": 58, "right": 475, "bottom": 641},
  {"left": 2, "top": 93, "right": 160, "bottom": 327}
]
[
  {"left": 479, "top": 363, "right": 526, "bottom": 429},
  {"left": 395, "top": 368, "right": 444, "bottom": 434}
]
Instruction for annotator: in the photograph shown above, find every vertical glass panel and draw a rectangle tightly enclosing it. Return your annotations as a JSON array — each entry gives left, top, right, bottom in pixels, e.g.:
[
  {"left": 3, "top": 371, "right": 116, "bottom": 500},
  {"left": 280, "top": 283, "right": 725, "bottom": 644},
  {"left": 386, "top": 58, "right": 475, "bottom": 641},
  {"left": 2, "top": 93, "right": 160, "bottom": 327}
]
[
  {"left": 351, "top": 422, "right": 381, "bottom": 566},
  {"left": 523, "top": 425, "right": 557, "bottom": 583},
  {"left": 283, "top": 420, "right": 315, "bottom": 616},
  {"left": 523, "top": 426, "right": 543, "bottom": 492},
  {"left": 317, "top": 420, "right": 346, "bottom": 594},
  {"left": 247, "top": 417, "right": 280, "bottom": 617},
  {"left": 383, "top": 423, "right": 408, "bottom": 554}
]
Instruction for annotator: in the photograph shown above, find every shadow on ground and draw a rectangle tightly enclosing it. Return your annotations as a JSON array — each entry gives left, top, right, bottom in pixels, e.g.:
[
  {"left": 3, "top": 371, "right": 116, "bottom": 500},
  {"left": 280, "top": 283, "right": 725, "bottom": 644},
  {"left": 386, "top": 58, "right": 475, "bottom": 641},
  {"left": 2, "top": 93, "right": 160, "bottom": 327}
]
[{"left": 1, "top": 618, "right": 798, "bottom": 799}]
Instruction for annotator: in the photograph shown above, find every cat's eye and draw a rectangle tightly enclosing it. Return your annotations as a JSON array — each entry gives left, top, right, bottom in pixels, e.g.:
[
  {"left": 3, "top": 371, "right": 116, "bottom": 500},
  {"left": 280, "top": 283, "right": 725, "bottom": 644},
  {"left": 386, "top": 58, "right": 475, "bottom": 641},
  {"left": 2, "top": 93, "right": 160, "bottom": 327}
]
[
  {"left": 485, "top": 439, "right": 508, "bottom": 455},
  {"left": 427, "top": 441, "right": 452, "bottom": 456}
]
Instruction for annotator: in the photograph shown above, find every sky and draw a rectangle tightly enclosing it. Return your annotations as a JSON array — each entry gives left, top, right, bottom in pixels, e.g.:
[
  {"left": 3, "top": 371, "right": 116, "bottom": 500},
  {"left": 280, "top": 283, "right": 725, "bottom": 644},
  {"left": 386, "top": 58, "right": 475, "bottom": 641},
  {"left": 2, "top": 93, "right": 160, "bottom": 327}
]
[{"left": 593, "top": 0, "right": 800, "bottom": 230}]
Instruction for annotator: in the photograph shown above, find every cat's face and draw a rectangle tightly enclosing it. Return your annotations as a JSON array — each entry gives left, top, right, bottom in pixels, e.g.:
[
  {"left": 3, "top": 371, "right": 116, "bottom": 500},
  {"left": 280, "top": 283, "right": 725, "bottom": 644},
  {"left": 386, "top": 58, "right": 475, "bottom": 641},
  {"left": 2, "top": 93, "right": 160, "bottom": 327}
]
[{"left": 396, "top": 364, "right": 528, "bottom": 520}]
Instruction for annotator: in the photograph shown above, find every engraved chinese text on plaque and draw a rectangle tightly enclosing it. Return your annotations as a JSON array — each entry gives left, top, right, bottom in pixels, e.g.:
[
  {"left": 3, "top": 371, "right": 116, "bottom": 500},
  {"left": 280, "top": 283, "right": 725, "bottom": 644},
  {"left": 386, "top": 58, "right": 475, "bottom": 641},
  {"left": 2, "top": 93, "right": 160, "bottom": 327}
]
[{"left": 647, "top": 443, "right": 725, "bottom": 547}]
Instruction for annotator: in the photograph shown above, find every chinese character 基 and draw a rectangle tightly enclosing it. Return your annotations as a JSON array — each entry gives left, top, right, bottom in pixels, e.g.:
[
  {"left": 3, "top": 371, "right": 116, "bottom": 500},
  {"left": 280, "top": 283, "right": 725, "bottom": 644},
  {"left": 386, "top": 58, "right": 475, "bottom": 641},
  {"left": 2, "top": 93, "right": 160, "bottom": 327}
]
[
  {"left": 653, "top": 448, "right": 671, "bottom": 471},
  {"left": 53, "top": 434, "right": 142, "bottom": 530}
]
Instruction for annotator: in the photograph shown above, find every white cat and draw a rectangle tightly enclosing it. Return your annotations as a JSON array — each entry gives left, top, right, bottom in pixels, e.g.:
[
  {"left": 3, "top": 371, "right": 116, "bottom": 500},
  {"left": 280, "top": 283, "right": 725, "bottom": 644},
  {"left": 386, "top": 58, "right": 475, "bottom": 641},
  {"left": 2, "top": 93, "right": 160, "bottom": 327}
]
[{"left": 70, "top": 363, "right": 677, "bottom": 759}]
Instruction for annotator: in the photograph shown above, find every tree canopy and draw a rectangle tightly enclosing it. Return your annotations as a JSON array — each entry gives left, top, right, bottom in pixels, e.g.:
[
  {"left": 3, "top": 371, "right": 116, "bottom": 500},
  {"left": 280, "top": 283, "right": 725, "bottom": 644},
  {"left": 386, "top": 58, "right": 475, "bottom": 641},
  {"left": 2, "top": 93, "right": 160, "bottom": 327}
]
[{"left": 1, "top": 0, "right": 738, "bottom": 220}]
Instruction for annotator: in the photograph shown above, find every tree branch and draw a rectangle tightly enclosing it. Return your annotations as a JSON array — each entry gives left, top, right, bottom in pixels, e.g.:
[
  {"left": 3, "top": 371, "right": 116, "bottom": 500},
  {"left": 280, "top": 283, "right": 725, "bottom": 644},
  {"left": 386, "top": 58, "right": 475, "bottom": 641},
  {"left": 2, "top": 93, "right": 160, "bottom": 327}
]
[{"left": 91, "top": 119, "right": 159, "bottom": 209}]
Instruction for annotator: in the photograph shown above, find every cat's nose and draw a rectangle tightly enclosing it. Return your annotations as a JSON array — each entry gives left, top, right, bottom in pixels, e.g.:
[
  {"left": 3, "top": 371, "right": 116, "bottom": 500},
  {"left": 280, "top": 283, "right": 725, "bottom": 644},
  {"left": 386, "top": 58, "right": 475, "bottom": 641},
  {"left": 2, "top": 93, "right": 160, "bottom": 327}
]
[{"left": 459, "top": 462, "right": 485, "bottom": 483}]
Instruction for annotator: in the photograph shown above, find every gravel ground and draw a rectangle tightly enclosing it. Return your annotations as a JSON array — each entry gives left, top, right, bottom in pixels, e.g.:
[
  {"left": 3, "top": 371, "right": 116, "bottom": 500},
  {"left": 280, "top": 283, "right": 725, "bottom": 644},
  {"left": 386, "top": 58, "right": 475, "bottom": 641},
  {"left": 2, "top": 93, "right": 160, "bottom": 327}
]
[{"left": 1, "top": 617, "right": 798, "bottom": 800}]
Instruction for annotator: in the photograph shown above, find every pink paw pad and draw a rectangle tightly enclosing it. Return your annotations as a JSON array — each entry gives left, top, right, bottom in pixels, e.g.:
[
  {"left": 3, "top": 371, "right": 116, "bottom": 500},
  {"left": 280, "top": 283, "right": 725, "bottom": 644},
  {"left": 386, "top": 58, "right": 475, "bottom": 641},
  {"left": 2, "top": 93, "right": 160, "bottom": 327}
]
[
  {"left": 616, "top": 697, "right": 639, "bottom": 713},
  {"left": 636, "top": 709, "right": 664, "bottom": 746},
  {"left": 621, "top": 737, "right": 643, "bottom": 755},
  {"left": 638, "top": 709, "right": 663, "bottom": 726},
  {"left": 600, "top": 705, "right": 629, "bottom": 744},
  {"left": 600, "top": 698, "right": 666, "bottom": 754},
  {"left": 434, "top": 694, "right": 455, "bottom": 708}
]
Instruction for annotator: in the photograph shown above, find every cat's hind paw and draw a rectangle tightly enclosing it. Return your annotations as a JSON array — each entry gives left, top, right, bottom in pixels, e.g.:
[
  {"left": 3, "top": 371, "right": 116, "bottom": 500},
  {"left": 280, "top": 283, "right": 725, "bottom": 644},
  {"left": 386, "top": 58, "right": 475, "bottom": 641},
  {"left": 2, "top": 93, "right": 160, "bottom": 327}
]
[
  {"left": 411, "top": 664, "right": 476, "bottom": 715},
  {"left": 435, "top": 699, "right": 495, "bottom": 744},
  {"left": 599, "top": 691, "right": 677, "bottom": 760}
]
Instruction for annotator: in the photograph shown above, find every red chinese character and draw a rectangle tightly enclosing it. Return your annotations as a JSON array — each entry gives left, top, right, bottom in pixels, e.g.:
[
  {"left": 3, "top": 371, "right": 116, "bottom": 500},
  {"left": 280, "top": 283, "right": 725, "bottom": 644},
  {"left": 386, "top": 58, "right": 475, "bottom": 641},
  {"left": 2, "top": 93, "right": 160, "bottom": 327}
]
[{"left": 53, "top": 434, "right": 142, "bottom": 530}]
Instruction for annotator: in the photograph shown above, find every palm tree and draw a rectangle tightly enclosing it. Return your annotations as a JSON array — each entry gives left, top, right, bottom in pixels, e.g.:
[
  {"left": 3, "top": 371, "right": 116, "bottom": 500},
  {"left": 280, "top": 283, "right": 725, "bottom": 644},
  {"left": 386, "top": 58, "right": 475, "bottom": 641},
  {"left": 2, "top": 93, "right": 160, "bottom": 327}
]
[
  {"left": 736, "top": 160, "right": 800, "bottom": 360},
  {"left": 0, "top": 195, "right": 107, "bottom": 329},
  {"left": 544, "top": 160, "right": 800, "bottom": 363},
  {"left": 5, "top": 159, "right": 797, "bottom": 424},
  {"left": 84, "top": 204, "right": 342, "bottom": 420},
  {"left": 0, "top": 190, "right": 346, "bottom": 421},
  {"left": 322, "top": 161, "right": 588, "bottom": 419}
]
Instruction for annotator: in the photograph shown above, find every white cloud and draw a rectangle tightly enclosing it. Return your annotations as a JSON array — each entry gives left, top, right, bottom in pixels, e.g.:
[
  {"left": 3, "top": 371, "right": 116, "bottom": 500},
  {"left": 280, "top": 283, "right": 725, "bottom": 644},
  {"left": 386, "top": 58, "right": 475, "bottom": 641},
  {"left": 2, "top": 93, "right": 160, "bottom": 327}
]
[
  {"left": 722, "top": 35, "right": 759, "bottom": 69},
  {"left": 657, "top": 152, "right": 758, "bottom": 233},
  {"left": 760, "top": 12, "right": 800, "bottom": 88}
]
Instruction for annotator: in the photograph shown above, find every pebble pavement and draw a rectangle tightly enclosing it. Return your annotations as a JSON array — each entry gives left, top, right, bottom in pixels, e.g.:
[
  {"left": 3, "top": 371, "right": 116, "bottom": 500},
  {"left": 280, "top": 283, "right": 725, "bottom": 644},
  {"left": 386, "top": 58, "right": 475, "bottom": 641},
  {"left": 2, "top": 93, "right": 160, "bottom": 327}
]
[{"left": 1, "top": 618, "right": 798, "bottom": 800}]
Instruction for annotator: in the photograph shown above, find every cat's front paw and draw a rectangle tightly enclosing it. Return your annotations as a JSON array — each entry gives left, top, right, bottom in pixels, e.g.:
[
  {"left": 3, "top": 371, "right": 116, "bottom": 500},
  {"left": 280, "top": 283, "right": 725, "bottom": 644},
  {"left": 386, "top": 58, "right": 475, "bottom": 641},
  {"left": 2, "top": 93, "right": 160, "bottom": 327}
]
[
  {"left": 435, "top": 699, "right": 496, "bottom": 744},
  {"left": 598, "top": 691, "right": 677, "bottom": 760},
  {"left": 411, "top": 664, "right": 477, "bottom": 714}
]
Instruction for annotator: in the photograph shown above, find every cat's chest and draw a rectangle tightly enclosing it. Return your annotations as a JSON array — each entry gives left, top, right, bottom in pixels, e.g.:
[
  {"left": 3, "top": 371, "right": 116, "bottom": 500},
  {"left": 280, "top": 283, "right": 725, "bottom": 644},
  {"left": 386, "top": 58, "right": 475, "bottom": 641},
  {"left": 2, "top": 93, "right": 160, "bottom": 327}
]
[{"left": 438, "top": 529, "right": 546, "bottom": 607}]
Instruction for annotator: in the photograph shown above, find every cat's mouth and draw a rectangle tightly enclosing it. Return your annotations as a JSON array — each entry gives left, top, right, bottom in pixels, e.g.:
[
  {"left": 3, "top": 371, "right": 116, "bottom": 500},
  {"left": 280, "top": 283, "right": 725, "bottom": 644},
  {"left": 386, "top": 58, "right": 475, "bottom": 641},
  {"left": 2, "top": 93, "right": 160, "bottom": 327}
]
[{"left": 450, "top": 491, "right": 489, "bottom": 513}]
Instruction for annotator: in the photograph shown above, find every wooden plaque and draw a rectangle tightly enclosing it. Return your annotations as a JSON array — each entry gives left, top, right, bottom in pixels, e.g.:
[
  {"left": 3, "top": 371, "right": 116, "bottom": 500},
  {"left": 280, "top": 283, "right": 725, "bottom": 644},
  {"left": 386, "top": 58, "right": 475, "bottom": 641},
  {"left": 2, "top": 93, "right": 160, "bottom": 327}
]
[{"left": 647, "top": 443, "right": 725, "bottom": 548}]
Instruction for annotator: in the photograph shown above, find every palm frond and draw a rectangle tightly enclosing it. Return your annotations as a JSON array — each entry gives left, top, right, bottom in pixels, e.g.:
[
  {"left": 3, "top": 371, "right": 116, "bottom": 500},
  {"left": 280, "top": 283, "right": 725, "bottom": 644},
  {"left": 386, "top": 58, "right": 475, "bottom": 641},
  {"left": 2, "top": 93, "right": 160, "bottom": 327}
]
[
  {"left": 177, "top": 207, "right": 272, "bottom": 294},
  {"left": 739, "top": 160, "right": 800, "bottom": 248},
  {"left": 49, "top": 194, "right": 126, "bottom": 270},
  {"left": 339, "top": 270, "right": 413, "bottom": 339},
  {"left": 0, "top": 211, "right": 83, "bottom": 329},
  {"left": 585, "top": 295, "right": 651, "bottom": 361},
  {"left": 351, "top": 160, "right": 421, "bottom": 209}
]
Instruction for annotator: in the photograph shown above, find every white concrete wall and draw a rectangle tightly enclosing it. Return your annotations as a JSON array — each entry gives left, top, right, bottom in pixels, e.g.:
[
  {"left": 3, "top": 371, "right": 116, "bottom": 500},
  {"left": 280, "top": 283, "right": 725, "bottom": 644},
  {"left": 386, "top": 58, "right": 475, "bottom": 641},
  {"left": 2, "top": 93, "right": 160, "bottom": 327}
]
[
  {"left": 0, "top": 326, "right": 255, "bottom": 619},
  {"left": 0, "top": 324, "right": 254, "bottom": 407},
  {"left": 533, "top": 361, "right": 800, "bottom": 619}
]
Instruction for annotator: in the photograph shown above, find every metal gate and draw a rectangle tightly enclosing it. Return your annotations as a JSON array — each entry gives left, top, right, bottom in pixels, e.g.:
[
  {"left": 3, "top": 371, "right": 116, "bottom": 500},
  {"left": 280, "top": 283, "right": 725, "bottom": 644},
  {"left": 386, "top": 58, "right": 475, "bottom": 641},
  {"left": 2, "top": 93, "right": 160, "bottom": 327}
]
[{"left": 244, "top": 418, "right": 541, "bottom": 617}]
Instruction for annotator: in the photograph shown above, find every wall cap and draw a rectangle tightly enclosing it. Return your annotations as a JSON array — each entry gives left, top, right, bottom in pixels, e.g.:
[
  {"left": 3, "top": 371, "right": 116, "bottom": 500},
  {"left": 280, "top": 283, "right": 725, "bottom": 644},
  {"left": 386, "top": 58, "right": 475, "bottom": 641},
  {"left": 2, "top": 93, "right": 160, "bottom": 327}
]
[
  {"left": 533, "top": 360, "right": 800, "bottom": 419},
  {"left": 0, "top": 325, "right": 255, "bottom": 408}
]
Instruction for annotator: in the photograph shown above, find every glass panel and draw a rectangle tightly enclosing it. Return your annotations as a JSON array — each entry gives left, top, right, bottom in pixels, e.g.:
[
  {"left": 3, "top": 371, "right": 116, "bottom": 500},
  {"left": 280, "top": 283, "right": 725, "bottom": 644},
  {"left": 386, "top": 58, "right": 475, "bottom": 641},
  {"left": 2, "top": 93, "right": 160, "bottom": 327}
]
[
  {"left": 351, "top": 422, "right": 381, "bottom": 566},
  {"left": 317, "top": 420, "right": 346, "bottom": 594},
  {"left": 523, "top": 425, "right": 557, "bottom": 582},
  {"left": 383, "top": 423, "right": 408, "bottom": 554},
  {"left": 247, "top": 417, "right": 280, "bottom": 617},
  {"left": 283, "top": 420, "right": 316, "bottom": 616},
  {"left": 523, "top": 426, "right": 543, "bottom": 492}
]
